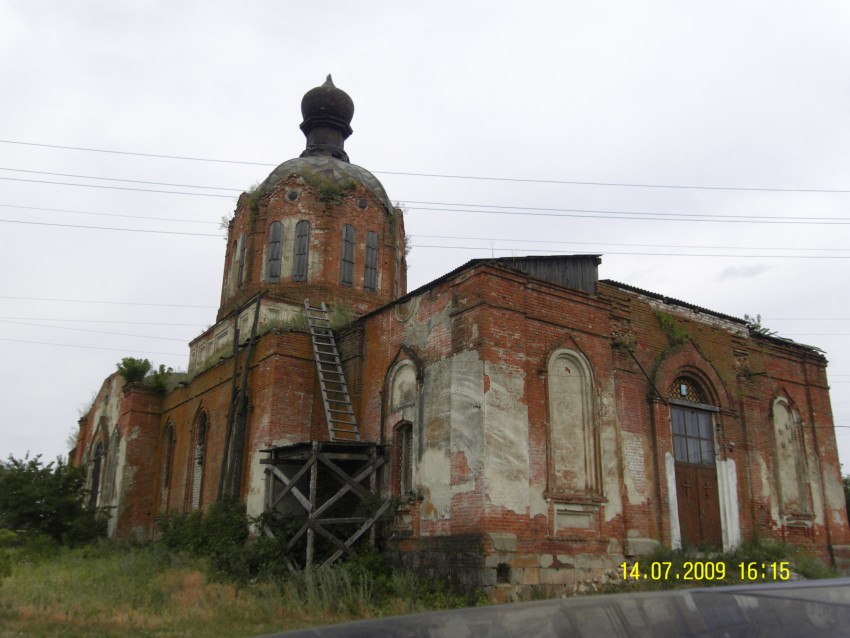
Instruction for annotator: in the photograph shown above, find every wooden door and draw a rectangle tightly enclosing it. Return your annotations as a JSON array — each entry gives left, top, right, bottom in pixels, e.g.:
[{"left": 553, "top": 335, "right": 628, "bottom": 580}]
[{"left": 672, "top": 406, "right": 722, "bottom": 548}]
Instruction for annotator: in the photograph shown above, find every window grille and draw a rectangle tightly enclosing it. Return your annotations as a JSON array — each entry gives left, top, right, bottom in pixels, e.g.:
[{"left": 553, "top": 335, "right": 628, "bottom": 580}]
[{"left": 669, "top": 377, "right": 706, "bottom": 404}]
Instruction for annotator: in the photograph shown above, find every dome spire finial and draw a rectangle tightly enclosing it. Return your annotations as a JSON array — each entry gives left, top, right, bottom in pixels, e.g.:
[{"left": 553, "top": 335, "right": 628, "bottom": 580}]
[{"left": 299, "top": 75, "right": 354, "bottom": 162}]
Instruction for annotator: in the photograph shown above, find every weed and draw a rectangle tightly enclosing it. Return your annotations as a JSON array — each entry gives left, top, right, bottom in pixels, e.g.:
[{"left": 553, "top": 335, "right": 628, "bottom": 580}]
[{"left": 654, "top": 310, "right": 689, "bottom": 346}]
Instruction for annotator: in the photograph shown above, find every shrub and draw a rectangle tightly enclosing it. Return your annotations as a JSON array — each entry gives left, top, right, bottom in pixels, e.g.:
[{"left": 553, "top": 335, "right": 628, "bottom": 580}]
[
  {"left": 0, "top": 454, "right": 106, "bottom": 546},
  {"left": 116, "top": 357, "right": 152, "bottom": 383}
]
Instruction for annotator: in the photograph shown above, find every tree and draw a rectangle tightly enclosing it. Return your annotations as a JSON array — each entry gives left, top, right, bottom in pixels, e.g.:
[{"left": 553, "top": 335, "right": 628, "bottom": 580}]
[{"left": 0, "top": 454, "right": 106, "bottom": 545}]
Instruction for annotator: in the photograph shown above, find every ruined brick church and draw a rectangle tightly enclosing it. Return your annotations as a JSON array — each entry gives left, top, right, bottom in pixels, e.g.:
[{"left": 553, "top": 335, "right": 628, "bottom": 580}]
[{"left": 74, "top": 76, "right": 850, "bottom": 593}]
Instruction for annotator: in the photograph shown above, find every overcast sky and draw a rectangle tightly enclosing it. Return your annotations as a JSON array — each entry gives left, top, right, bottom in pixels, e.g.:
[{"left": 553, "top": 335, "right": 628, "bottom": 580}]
[{"left": 2, "top": 1, "right": 850, "bottom": 471}]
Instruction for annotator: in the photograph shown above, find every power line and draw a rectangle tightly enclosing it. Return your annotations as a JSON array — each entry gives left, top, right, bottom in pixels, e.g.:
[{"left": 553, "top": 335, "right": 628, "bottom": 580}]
[
  {"left": 0, "top": 167, "right": 242, "bottom": 192},
  {"left": 0, "top": 319, "right": 190, "bottom": 342},
  {"left": 410, "top": 244, "right": 850, "bottom": 259},
  {"left": 408, "top": 206, "right": 850, "bottom": 225},
  {"left": 0, "top": 337, "right": 184, "bottom": 357},
  {"left": 0, "top": 316, "right": 206, "bottom": 326},
  {"left": 3, "top": 216, "right": 847, "bottom": 256},
  {"left": 404, "top": 201, "right": 850, "bottom": 223},
  {"left": 3, "top": 204, "right": 849, "bottom": 253},
  {"left": 0, "top": 139, "right": 276, "bottom": 167},
  {"left": 0, "top": 176, "right": 235, "bottom": 198},
  {"left": 0, "top": 295, "right": 216, "bottom": 309},
  {"left": 0, "top": 204, "right": 219, "bottom": 225},
  {"left": 4, "top": 138, "right": 850, "bottom": 193},
  {"left": 1, "top": 216, "right": 848, "bottom": 257},
  {"left": 766, "top": 317, "right": 850, "bottom": 321},
  {"left": 0, "top": 218, "right": 221, "bottom": 236},
  {"left": 415, "top": 234, "right": 850, "bottom": 254}
]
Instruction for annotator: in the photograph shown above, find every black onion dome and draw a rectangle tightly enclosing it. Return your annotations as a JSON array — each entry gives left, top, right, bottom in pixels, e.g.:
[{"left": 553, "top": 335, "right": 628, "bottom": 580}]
[
  {"left": 300, "top": 74, "right": 354, "bottom": 137},
  {"left": 255, "top": 155, "right": 393, "bottom": 214}
]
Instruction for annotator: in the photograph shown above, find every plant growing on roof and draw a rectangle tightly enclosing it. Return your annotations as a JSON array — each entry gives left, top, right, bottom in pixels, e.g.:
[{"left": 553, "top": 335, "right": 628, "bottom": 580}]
[
  {"left": 115, "top": 357, "right": 152, "bottom": 383},
  {"left": 744, "top": 314, "right": 777, "bottom": 337}
]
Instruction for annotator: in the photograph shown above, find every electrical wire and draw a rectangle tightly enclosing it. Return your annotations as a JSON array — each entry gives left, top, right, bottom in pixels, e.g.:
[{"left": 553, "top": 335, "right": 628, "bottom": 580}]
[
  {"left": 0, "top": 203, "right": 219, "bottom": 225},
  {"left": 0, "top": 319, "right": 191, "bottom": 342},
  {"left": 0, "top": 337, "right": 184, "bottom": 356},
  {"left": 410, "top": 243, "right": 850, "bottom": 259},
  {"left": 0, "top": 316, "right": 205, "bottom": 326},
  {"left": 3, "top": 139, "right": 850, "bottom": 193},
  {"left": 0, "top": 167, "right": 241, "bottom": 192},
  {"left": 0, "top": 295, "right": 215, "bottom": 309},
  {"left": 0, "top": 218, "right": 221, "bottom": 236},
  {"left": 0, "top": 176, "right": 234, "bottom": 198}
]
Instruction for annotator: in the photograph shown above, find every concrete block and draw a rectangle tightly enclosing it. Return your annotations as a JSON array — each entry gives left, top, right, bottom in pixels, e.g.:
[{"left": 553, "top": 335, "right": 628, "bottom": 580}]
[{"left": 488, "top": 532, "right": 517, "bottom": 552}]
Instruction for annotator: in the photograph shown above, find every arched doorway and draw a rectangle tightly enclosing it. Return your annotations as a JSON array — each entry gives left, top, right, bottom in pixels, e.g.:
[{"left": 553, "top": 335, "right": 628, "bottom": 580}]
[{"left": 669, "top": 377, "right": 722, "bottom": 548}]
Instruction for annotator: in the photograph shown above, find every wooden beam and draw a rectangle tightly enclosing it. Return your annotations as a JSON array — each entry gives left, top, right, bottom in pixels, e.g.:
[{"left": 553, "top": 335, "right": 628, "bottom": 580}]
[{"left": 268, "top": 465, "right": 312, "bottom": 511}]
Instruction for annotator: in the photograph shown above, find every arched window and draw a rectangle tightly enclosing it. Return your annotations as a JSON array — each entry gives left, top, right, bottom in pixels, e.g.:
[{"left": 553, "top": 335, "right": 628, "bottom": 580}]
[
  {"left": 160, "top": 424, "right": 175, "bottom": 513},
  {"left": 396, "top": 422, "right": 414, "bottom": 495},
  {"left": 669, "top": 377, "right": 714, "bottom": 465},
  {"left": 293, "top": 220, "right": 310, "bottom": 282},
  {"left": 236, "top": 233, "right": 247, "bottom": 288},
  {"left": 340, "top": 224, "right": 355, "bottom": 286},
  {"left": 191, "top": 413, "right": 207, "bottom": 510},
  {"left": 102, "top": 431, "right": 120, "bottom": 506},
  {"left": 773, "top": 397, "right": 809, "bottom": 514},
  {"left": 267, "top": 222, "right": 283, "bottom": 282},
  {"left": 389, "top": 360, "right": 418, "bottom": 496},
  {"left": 89, "top": 440, "right": 104, "bottom": 507},
  {"left": 547, "top": 348, "right": 600, "bottom": 496},
  {"left": 364, "top": 231, "right": 378, "bottom": 291}
]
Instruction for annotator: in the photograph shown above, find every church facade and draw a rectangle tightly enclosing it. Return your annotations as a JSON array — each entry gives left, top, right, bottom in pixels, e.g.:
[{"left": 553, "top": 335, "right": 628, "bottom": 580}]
[{"left": 73, "top": 77, "right": 850, "bottom": 594}]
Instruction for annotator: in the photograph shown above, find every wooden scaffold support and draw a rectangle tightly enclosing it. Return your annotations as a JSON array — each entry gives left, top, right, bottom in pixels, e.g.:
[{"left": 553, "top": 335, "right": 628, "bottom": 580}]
[{"left": 261, "top": 441, "right": 390, "bottom": 570}]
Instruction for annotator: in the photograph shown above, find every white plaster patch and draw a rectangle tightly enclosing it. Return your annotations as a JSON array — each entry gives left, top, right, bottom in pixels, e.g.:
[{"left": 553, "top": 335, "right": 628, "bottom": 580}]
[
  {"left": 717, "top": 458, "right": 741, "bottom": 550},
  {"left": 758, "top": 456, "right": 780, "bottom": 527},
  {"left": 419, "top": 448, "right": 452, "bottom": 518},
  {"left": 482, "top": 361, "right": 529, "bottom": 515},
  {"left": 665, "top": 453, "right": 681, "bottom": 549},
  {"left": 528, "top": 482, "right": 548, "bottom": 518},
  {"left": 621, "top": 432, "right": 648, "bottom": 504}
]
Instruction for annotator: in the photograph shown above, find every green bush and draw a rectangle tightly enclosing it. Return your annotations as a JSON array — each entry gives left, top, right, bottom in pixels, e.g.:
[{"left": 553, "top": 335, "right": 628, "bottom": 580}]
[
  {"left": 116, "top": 357, "right": 152, "bottom": 383},
  {"left": 0, "top": 454, "right": 106, "bottom": 546},
  {"left": 159, "top": 496, "right": 257, "bottom": 583}
]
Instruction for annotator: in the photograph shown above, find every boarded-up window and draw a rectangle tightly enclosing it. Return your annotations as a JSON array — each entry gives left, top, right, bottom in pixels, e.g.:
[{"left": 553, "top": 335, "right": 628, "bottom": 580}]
[
  {"left": 398, "top": 423, "right": 413, "bottom": 495},
  {"left": 341, "top": 224, "right": 355, "bottom": 286},
  {"left": 547, "top": 349, "right": 600, "bottom": 496},
  {"left": 191, "top": 413, "right": 207, "bottom": 510},
  {"left": 293, "top": 220, "right": 310, "bottom": 282},
  {"left": 236, "top": 233, "right": 247, "bottom": 288},
  {"left": 364, "top": 231, "right": 378, "bottom": 291},
  {"left": 160, "top": 425, "right": 175, "bottom": 513},
  {"left": 267, "top": 222, "right": 282, "bottom": 282},
  {"left": 103, "top": 431, "right": 120, "bottom": 506},
  {"left": 89, "top": 441, "right": 104, "bottom": 508},
  {"left": 773, "top": 398, "right": 809, "bottom": 514}
]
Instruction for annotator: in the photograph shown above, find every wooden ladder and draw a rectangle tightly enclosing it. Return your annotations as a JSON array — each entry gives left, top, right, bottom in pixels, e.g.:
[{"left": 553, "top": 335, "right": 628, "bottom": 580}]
[{"left": 304, "top": 300, "right": 360, "bottom": 442}]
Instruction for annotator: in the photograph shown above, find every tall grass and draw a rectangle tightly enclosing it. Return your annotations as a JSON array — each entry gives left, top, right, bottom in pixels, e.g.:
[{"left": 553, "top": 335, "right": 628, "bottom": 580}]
[{"left": 0, "top": 543, "right": 474, "bottom": 638}]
